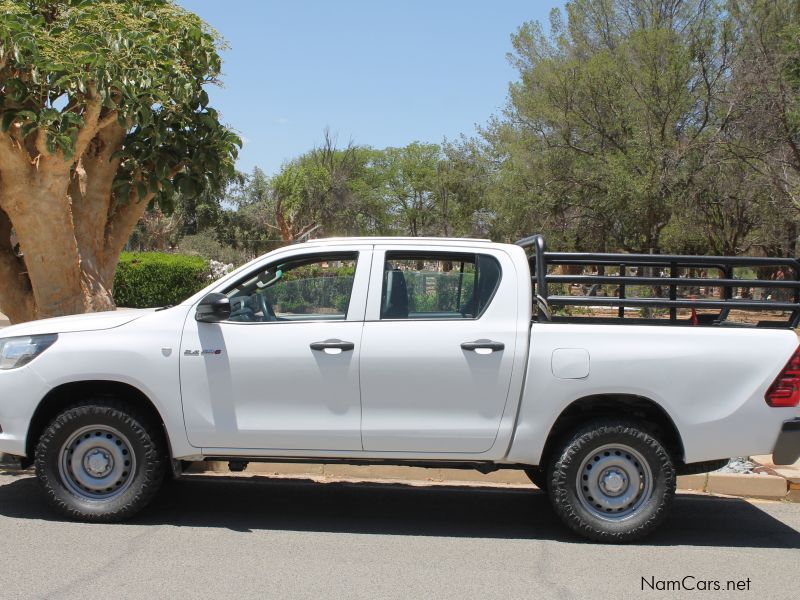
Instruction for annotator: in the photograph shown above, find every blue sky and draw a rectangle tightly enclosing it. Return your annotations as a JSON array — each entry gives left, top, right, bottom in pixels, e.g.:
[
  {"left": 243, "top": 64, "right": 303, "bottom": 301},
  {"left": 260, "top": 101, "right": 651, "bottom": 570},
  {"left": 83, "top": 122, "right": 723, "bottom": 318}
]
[{"left": 176, "top": 1, "right": 564, "bottom": 175}]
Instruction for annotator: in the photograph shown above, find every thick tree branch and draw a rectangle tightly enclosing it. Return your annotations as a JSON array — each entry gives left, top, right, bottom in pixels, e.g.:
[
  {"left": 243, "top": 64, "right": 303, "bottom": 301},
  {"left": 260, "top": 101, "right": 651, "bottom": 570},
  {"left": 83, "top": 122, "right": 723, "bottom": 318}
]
[
  {"left": 101, "top": 189, "right": 156, "bottom": 280},
  {"left": 96, "top": 110, "right": 119, "bottom": 131},
  {"left": 35, "top": 128, "right": 48, "bottom": 157},
  {"left": 71, "top": 84, "right": 104, "bottom": 163},
  {"left": 0, "top": 129, "right": 33, "bottom": 183},
  {"left": 71, "top": 121, "right": 127, "bottom": 269}
]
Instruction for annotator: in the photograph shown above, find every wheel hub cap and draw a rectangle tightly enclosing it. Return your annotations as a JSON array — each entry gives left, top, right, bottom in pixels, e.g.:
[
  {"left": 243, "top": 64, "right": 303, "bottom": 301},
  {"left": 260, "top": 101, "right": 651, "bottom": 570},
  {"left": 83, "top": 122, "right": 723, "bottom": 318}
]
[
  {"left": 58, "top": 425, "right": 136, "bottom": 500},
  {"left": 84, "top": 449, "right": 113, "bottom": 477},
  {"left": 575, "top": 443, "right": 653, "bottom": 521},
  {"left": 599, "top": 468, "right": 627, "bottom": 496}
]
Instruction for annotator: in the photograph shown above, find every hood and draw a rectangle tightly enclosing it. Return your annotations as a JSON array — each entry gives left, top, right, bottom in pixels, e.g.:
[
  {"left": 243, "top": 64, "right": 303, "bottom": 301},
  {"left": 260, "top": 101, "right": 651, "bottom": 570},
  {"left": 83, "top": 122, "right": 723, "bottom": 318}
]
[{"left": 0, "top": 309, "right": 153, "bottom": 337}]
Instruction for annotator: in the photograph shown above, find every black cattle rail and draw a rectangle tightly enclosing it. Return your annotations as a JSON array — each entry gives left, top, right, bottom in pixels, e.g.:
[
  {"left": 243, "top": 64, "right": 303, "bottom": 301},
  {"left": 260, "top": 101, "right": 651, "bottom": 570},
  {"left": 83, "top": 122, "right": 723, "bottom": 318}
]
[{"left": 515, "top": 234, "right": 800, "bottom": 328}]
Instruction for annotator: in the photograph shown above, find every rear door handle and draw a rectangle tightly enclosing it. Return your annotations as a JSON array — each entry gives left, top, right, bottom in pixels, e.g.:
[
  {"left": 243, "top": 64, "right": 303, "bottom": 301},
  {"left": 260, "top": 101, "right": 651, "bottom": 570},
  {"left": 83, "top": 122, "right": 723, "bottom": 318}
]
[
  {"left": 460, "top": 339, "right": 505, "bottom": 352},
  {"left": 310, "top": 339, "right": 355, "bottom": 352}
]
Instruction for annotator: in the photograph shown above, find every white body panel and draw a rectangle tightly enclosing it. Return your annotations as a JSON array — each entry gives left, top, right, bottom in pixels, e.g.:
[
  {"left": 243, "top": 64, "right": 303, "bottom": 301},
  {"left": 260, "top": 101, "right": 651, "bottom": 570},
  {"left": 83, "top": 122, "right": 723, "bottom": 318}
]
[
  {"left": 4, "top": 306, "right": 198, "bottom": 459},
  {"left": 0, "top": 236, "right": 794, "bottom": 470},
  {"left": 509, "top": 324, "right": 799, "bottom": 465},
  {"left": 0, "top": 309, "right": 149, "bottom": 337},
  {"left": 359, "top": 245, "right": 524, "bottom": 453}
]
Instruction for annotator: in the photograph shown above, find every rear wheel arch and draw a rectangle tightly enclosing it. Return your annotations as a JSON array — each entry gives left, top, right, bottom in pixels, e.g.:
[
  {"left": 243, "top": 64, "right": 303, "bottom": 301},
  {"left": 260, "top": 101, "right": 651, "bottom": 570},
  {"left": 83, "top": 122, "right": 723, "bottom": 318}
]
[
  {"left": 25, "top": 380, "right": 170, "bottom": 465},
  {"left": 539, "top": 394, "right": 685, "bottom": 471}
]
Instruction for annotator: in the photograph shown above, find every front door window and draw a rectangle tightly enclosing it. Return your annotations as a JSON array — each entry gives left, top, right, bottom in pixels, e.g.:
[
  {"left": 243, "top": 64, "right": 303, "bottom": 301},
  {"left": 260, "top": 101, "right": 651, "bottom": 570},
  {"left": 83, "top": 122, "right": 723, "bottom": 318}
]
[{"left": 224, "top": 254, "right": 357, "bottom": 322}]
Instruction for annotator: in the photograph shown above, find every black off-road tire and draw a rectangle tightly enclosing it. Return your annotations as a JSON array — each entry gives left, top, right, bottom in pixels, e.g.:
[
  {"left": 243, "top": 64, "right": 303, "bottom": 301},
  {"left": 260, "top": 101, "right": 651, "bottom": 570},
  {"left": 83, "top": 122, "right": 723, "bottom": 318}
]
[
  {"left": 34, "top": 399, "right": 167, "bottom": 522},
  {"left": 547, "top": 420, "right": 676, "bottom": 543},
  {"left": 524, "top": 467, "right": 548, "bottom": 491}
]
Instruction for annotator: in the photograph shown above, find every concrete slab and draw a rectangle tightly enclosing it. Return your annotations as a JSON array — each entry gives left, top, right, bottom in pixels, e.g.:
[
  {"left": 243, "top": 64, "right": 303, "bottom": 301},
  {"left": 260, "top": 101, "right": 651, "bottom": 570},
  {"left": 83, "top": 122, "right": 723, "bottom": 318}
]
[
  {"left": 199, "top": 462, "right": 532, "bottom": 484},
  {"left": 706, "top": 472, "right": 788, "bottom": 499},
  {"left": 772, "top": 467, "right": 800, "bottom": 485},
  {"left": 323, "top": 464, "right": 443, "bottom": 481},
  {"left": 677, "top": 473, "right": 708, "bottom": 491},
  {"left": 752, "top": 454, "right": 800, "bottom": 470},
  {"left": 191, "top": 461, "right": 325, "bottom": 476},
  {"left": 189, "top": 462, "right": 797, "bottom": 502}
]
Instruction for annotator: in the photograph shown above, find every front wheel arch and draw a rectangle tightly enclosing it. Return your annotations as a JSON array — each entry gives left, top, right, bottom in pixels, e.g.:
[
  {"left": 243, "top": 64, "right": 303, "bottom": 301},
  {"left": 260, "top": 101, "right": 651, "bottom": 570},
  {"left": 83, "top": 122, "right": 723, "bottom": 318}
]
[{"left": 26, "top": 380, "right": 169, "bottom": 465}]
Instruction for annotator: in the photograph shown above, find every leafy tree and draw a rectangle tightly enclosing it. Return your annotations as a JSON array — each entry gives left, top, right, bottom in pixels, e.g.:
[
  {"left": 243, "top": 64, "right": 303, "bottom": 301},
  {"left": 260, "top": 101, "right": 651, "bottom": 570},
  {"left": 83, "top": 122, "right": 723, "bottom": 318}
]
[
  {"left": 723, "top": 0, "right": 800, "bottom": 253},
  {"left": 376, "top": 142, "right": 442, "bottom": 236},
  {"left": 268, "top": 132, "right": 384, "bottom": 241},
  {"left": 440, "top": 138, "right": 494, "bottom": 237},
  {"left": 128, "top": 206, "right": 181, "bottom": 252},
  {"left": 487, "top": 0, "right": 737, "bottom": 253},
  {"left": 0, "top": 0, "right": 239, "bottom": 322},
  {"left": 174, "top": 174, "right": 244, "bottom": 239},
  {"left": 218, "top": 169, "right": 265, "bottom": 252}
]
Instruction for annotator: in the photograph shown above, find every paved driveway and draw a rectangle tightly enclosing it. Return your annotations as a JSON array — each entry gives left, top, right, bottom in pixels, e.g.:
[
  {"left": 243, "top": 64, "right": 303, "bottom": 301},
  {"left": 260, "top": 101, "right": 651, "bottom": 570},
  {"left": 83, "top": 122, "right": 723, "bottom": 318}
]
[{"left": 0, "top": 471, "right": 798, "bottom": 599}]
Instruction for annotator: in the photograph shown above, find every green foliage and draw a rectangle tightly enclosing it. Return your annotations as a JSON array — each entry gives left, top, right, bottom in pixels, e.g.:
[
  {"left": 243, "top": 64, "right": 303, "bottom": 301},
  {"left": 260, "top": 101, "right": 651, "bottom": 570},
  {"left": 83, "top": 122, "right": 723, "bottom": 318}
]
[
  {"left": 177, "top": 229, "right": 247, "bottom": 266},
  {"left": 403, "top": 271, "right": 475, "bottom": 313},
  {"left": 113, "top": 252, "right": 208, "bottom": 308},
  {"left": 488, "top": 0, "right": 732, "bottom": 252},
  {"left": 264, "top": 264, "right": 355, "bottom": 314},
  {"left": 89, "top": 0, "right": 800, "bottom": 264},
  {"left": 270, "top": 135, "right": 388, "bottom": 238},
  {"left": 241, "top": 136, "right": 493, "bottom": 243},
  {"left": 0, "top": 0, "right": 240, "bottom": 202},
  {"left": 477, "top": 0, "right": 800, "bottom": 257},
  {"left": 376, "top": 142, "right": 441, "bottom": 236}
]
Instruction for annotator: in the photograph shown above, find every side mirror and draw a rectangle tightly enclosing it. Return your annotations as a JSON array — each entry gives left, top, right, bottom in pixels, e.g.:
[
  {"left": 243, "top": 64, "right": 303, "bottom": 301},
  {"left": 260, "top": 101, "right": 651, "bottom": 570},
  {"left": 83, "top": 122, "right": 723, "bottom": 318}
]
[{"left": 195, "top": 293, "right": 231, "bottom": 323}]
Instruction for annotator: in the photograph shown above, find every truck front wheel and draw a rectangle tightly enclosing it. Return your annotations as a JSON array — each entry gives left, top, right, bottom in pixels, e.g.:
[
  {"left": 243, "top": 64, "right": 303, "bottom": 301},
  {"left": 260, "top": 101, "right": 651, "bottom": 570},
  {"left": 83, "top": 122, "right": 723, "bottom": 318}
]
[
  {"left": 34, "top": 399, "right": 167, "bottom": 522},
  {"left": 548, "top": 420, "right": 676, "bottom": 543}
]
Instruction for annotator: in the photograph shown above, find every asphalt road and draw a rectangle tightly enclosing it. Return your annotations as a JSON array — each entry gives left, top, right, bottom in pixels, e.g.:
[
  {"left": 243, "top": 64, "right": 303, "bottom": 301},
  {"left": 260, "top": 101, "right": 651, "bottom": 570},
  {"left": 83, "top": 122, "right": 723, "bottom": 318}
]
[{"left": 0, "top": 471, "right": 797, "bottom": 600}]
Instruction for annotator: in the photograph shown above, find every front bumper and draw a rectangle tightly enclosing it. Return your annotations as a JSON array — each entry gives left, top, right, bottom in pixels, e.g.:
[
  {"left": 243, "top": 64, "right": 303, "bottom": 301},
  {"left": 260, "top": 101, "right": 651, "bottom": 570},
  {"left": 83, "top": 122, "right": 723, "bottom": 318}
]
[{"left": 773, "top": 418, "right": 800, "bottom": 465}]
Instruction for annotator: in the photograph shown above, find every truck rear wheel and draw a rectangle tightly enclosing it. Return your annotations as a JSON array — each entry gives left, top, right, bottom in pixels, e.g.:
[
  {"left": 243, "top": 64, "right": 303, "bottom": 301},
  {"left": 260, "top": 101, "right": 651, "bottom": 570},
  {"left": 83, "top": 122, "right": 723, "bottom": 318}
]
[
  {"left": 548, "top": 420, "right": 675, "bottom": 543},
  {"left": 34, "top": 399, "right": 167, "bottom": 522}
]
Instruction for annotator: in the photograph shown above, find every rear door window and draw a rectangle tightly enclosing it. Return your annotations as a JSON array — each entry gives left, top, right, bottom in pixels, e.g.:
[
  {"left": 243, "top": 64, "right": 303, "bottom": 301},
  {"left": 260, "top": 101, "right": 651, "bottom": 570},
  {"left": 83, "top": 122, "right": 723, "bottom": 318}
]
[{"left": 380, "top": 252, "right": 501, "bottom": 320}]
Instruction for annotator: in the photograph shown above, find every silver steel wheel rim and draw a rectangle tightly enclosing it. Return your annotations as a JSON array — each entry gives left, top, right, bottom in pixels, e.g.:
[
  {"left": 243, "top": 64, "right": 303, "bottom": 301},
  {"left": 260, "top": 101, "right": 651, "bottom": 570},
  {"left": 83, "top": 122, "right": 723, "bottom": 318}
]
[
  {"left": 58, "top": 425, "right": 136, "bottom": 501},
  {"left": 575, "top": 443, "right": 653, "bottom": 521}
]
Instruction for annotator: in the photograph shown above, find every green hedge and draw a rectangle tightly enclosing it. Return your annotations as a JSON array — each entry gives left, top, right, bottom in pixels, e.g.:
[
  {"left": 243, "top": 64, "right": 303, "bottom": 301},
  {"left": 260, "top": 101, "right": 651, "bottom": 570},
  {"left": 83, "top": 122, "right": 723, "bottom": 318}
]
[{"left": 113, "top": 252, "right": 209, "bottom": 308}]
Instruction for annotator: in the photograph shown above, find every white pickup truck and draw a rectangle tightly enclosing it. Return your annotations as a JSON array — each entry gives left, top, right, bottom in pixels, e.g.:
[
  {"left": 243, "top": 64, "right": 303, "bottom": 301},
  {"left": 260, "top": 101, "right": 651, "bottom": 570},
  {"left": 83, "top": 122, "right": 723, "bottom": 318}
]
[{"left": 0, "top": 235, "right": 799, "bottom": 542}]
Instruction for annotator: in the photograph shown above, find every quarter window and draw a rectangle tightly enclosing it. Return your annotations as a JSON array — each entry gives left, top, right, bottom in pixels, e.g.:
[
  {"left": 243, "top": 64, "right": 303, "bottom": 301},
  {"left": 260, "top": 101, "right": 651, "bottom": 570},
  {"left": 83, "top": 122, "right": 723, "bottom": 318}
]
[
  {"left": 224, "top": 253, "right": 357, "bottom": 322},
  {"left": 380, "top": 252, "right": 501, "bottom": 320}
]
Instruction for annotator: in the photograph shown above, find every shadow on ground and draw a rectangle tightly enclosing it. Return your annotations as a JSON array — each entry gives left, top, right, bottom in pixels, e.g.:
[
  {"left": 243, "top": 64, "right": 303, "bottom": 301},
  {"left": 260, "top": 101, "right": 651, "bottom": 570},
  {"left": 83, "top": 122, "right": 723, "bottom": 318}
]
[{"left": 0, "top": 473, "right": 797, "bottom": 548}]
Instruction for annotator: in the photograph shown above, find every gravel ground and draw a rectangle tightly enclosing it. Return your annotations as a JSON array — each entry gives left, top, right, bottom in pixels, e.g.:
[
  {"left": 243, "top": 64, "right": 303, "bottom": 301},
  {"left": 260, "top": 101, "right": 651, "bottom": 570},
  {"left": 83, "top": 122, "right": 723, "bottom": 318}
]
[{"left": 719, "top": 457, "right": 758, "bottom": 474}]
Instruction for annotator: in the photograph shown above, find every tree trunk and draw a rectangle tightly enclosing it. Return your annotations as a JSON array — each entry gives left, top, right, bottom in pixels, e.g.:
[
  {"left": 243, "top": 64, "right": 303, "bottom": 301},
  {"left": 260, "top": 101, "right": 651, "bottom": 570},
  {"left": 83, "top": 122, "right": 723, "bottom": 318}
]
[{"left": 0, "top": 123, "right": 151, "bottom": 324}]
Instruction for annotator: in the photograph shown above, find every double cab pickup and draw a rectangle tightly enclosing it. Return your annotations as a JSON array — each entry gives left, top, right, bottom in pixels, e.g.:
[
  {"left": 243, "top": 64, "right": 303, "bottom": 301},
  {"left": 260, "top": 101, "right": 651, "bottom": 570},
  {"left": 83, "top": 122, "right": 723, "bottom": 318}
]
[{"left": 0, "top": 235, "right": 798, "bottom": 542}]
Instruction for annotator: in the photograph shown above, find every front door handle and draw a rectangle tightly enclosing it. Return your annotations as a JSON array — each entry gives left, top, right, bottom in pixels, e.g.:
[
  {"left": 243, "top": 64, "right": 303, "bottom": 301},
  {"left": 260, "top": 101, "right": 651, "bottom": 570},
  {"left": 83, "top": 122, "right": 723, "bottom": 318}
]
[
  {"left": 310, "top": 339, "right": 355, "bottom": 352},
  {"left": 460, "top": 339, "right": 505, "bottom": 352}
]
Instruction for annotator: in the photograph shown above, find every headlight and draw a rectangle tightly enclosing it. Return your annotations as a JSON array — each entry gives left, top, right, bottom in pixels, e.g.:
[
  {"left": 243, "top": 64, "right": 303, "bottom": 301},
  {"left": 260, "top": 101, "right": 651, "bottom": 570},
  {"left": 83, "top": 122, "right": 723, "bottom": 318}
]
[{"left": 0, "top": 334, "right": 58, "bottom": 370}]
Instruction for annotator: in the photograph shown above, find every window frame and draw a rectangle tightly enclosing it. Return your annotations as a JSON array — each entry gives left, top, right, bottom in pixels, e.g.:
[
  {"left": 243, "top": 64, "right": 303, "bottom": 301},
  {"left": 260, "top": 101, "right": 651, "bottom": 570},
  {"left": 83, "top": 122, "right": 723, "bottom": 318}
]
[
  {"left": 371, "top": 248, "right": 503, "bottom": 322},
  {"left": 216, "top": 250, "right": 367, "bottom": 325}
]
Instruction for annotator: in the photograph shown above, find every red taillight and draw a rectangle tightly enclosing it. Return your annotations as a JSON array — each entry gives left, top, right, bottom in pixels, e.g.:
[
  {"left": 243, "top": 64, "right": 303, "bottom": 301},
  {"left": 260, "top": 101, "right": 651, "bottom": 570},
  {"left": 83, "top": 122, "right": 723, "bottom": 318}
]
[{"left": 766, "top": 346, "right": 800, "bottom": 408}]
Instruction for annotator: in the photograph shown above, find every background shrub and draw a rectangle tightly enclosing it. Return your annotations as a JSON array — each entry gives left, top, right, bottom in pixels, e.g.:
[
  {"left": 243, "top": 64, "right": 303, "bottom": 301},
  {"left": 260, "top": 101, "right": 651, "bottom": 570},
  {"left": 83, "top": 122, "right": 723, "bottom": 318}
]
[
  {"left": 114, "top": 252, "right": 210, "bottom": 308},
  {"left": 178, "top": 230, "right": 248, "bottom": 266}
]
